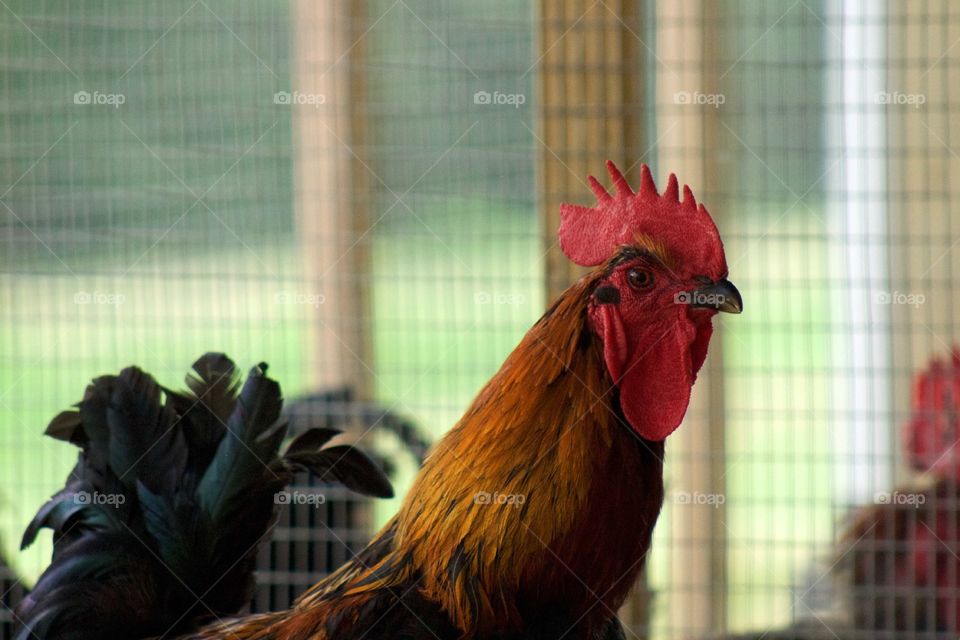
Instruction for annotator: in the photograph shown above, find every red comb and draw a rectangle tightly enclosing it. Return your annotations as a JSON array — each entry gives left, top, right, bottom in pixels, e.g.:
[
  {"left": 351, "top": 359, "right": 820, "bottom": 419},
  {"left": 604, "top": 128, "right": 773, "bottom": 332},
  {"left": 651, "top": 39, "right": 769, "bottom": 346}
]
[
  {"left": 559, "top": 161, "right": 727, "bottom": 278},
  {"left": 904, "top": 347, "right": 960, "bottom": 478}
]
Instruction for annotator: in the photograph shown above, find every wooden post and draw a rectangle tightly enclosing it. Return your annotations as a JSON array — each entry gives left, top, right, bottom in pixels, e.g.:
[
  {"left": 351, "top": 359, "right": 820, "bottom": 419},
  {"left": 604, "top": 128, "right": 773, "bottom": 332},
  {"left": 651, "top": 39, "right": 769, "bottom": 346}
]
[
  {"left": 293, "top": 0, "right": 372, "bottom": 398},
  {"left": 536, "top": 0, "right": 650, "bottom": 632},
  {"left": 537, "top": 1, "right": 731, "bottom": 634},
  {"left": 656, "top": 1, "right": 728, "bottom": 634},
  {"left": 537, "top": 0, "right": 643, "bottom": 303}
]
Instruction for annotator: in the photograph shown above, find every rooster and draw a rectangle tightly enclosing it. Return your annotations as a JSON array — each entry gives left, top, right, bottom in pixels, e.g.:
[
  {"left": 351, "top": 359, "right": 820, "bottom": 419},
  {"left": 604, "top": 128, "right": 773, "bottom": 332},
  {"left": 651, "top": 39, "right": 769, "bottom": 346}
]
[
  {"left": 715, "top": 349, "right": 960, "bottom": 640},
  {"left": 842, "top": 347, "right": 960, "bottom": 636},
  {"left": 17, "top": 162, "right": 741, "bottom": 640}
]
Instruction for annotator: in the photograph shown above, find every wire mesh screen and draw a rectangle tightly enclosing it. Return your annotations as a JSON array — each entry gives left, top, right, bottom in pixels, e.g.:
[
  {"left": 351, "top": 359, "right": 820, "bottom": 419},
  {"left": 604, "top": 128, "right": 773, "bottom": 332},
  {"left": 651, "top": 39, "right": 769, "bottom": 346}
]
[
  {"left": 1, "top": 0, "right": 298, "bottom": 582},
  {"left": 251, "top": 390, "right": 430, "bottom": 613},
  {"left": 2, "top": 1, "right": 960, "bottom": 639}
]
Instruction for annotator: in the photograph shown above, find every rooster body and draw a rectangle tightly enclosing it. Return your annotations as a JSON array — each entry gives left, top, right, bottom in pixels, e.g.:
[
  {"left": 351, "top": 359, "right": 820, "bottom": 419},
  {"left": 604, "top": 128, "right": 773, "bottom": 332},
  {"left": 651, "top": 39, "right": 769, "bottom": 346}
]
[
  {"left": 19, "top": 163, "right": 740, "bottom": 640},
  {"left": 721, "top": 349, "right": 960, "bottom": 640},
  {"left": 202, "top": 275, "right": 666, "bottom": 639}
]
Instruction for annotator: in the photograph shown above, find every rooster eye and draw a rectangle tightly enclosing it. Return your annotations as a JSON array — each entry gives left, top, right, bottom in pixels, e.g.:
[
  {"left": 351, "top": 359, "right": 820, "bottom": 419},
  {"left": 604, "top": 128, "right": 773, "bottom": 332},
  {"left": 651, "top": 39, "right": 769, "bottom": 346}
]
[{"left": 627, "top": 269, "right": 653, "bottom": 289}]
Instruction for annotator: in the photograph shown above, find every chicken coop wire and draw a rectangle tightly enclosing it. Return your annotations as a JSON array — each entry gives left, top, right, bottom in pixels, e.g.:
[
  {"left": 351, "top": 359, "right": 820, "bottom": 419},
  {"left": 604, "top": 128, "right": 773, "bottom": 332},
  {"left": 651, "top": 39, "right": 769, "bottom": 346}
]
[
  {"left": 1, "top": 1, "right": 960, "bottom": 640},
  {"left": 0, "top": 0, "right": 539, "bottom": 628}
]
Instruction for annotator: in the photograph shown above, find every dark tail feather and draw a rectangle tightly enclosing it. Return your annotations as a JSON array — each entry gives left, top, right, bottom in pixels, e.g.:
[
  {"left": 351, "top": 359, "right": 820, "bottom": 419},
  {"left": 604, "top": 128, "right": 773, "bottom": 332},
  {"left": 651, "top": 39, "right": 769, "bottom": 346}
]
[
  {"left": 165, "top": 352, "right": 239, "bottom": 471},
  {"left": 16, "top": 353, "right": 393, "bottom": 640},
  {"left": 279, "top": 444, "right": 393, "bottom": 498},
  {"left": 108, "top": 366, "right": 187, "bottom": 495}
]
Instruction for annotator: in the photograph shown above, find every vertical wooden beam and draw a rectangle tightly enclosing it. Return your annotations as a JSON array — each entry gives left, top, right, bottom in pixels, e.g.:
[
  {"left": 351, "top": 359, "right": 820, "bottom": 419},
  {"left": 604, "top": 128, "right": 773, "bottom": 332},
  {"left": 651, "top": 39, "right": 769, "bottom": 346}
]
[
  {"left": 293, "top": 0, "right": 372, "bottom": 397},
  {"left": 538, "top": 0, "right": 729, "bottom": 634},
  {"left": 535, "top": 0, "right": 649, "bottom": 632},
  {"left": 656, "top": 1, "right": 728, "bottom": 635},
  {"left": 538, "top": 0, "right": 643, "bottom": 303}
]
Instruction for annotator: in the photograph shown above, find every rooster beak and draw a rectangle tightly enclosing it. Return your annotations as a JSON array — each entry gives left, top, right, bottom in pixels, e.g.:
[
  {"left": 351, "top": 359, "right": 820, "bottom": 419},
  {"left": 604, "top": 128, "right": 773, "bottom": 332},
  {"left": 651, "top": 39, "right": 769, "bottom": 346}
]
[{"left": 688, "top": 279, "right": 742, "bottom": 314}]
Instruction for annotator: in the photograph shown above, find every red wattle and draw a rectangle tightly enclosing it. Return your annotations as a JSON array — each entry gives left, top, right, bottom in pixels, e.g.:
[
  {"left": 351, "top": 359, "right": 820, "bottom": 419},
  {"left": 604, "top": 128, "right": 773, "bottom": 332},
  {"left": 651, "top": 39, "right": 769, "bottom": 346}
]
[
  {"left": 619, "top": 323, "right": 695, "bottom": 441},
  {"left": 595, "top": 304, "right": 710, "bottom": 441}
]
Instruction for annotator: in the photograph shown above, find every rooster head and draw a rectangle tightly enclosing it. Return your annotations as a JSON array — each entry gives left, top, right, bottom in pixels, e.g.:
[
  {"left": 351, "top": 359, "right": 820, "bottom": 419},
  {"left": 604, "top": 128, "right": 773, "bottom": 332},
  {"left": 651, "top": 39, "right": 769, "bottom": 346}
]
[
  {"left": 904, "top": 347, "right": 960, "bottom": 479},
  {"left": 559, "top": 161, "right": 741, "bottom": 441}
]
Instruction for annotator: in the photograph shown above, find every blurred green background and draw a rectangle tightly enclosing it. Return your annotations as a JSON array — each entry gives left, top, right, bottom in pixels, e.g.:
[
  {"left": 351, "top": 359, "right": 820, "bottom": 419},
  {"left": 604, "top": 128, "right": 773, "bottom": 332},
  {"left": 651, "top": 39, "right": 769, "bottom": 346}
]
[
  {"left": 0, "top": 0, "right": 890, "bottom": 638},
  {"left": 0, "top": 0, "right": 540, "bottom": 582}
]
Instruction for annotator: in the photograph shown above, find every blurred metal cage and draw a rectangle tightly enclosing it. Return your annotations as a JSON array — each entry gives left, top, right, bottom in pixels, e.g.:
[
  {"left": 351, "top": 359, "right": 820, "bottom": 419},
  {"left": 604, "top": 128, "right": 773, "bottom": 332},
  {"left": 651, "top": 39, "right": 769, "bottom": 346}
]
[
  {"left": 3, "top": 1, "right": 960, "bottom": 639},
  {"left": 250, "top": 389, "right": 429, "bottom": 613}
]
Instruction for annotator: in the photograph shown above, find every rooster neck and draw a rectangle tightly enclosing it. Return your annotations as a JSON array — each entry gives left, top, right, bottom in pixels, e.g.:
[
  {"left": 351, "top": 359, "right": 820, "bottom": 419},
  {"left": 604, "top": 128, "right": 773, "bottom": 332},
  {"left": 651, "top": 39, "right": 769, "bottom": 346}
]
[{"left": 393, "top": 274, "right": 667, "bottom": 635}]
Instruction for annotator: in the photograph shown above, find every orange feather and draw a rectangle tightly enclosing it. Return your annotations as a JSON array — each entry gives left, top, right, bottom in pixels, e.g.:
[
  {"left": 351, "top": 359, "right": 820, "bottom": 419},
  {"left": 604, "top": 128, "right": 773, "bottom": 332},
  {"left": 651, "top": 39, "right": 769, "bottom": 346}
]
[{"left": 213, "top": 258, "right": 668, "bottom": 639}]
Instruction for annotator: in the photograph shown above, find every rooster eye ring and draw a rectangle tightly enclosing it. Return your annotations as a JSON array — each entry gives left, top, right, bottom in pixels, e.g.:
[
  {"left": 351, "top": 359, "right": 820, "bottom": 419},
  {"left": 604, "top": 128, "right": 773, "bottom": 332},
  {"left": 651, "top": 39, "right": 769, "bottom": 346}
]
[{"left": 627, "top": 269, "right": 653, "bottom": 289}]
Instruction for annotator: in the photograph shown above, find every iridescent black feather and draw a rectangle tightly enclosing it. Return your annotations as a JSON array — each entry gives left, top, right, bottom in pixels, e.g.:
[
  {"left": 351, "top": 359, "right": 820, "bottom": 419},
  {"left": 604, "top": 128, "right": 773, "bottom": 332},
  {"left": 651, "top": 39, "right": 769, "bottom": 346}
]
[{"left": 16, "top": 353, "right": 392, "bottom": 640}]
